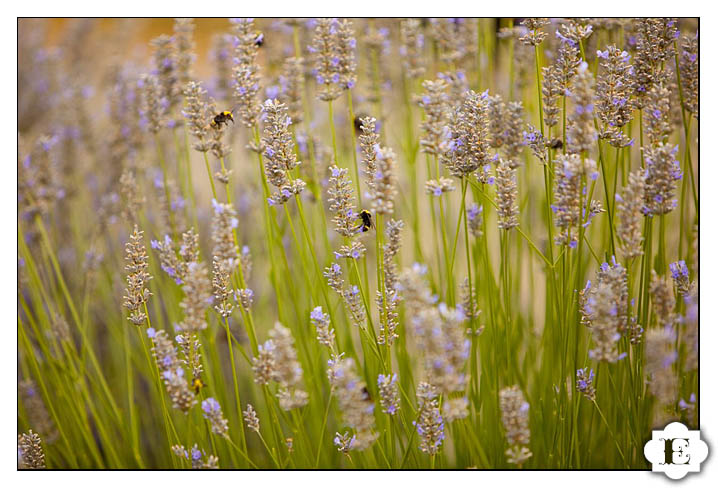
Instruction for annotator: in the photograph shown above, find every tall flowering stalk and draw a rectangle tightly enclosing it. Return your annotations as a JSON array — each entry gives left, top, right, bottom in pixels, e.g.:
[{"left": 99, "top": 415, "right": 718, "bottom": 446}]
[
  {"left": 252, "top": 323, "right": 309, "bottom": 411},
  {"left": 596, "top": 46, "right": 634, "bottom": 148},
  {"left": 441, "top": 90, "right": 490, "bottom": 178},
  {"left": 566, "top": 62, "right": 596, "bottom": 155},
  {"left": 496, "top": 159, "right": 519, "bottom": 230},
  {"left": 231, "top": 18, "right": 262, "bottom": 129},
  {"left": 616, "top": 170, "right": 646, "bottom": 259},
  {"left": 123, "top": 226, "right": 152, "bottom": 326},
  {"left": 327, "top": 355, "right": 377, "bottom": 450},
  {"left": 500, "top": 385, "right": 532, "bottom": 465},
  {"left": 552, "top": 154, "right": 598, "bottom": 248},
  {"left": 643, "top": 143, "right": 682, "bottom": 217},
  {"left": 147, "top": 328, "right": 196, "bottom": 413},
  {"left": 261, "top": 99, "right": 306, "bottom": 206},
  {"left": 414, "top": 382, "right": 445, "bottom": 457}
]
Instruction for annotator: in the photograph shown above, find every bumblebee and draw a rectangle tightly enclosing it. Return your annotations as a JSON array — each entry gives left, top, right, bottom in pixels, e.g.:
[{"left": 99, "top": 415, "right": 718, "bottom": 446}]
[
  {"left": 358, "top": 209, "right": 373, "bottom": 233},
  {"left": 210, "top": 110, "right": 234, "bottom": 129},
  {"left": 353, "top": 113, "right": 368, "bottom": 133},
  {"left": 254, "top": 32, "right": 264, "bottom": 47},
  {"left": 547, "top": 138, "right": 563, "bottom": 150},
  {"left": 192, "top": 377, "right": 204, "bottom": 394}
]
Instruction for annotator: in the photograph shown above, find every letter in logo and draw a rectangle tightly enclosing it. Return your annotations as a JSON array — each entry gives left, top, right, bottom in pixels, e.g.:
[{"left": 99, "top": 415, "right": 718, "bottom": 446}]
[{"left": 644, "top": 422, "right": 708, "bottom": 480}]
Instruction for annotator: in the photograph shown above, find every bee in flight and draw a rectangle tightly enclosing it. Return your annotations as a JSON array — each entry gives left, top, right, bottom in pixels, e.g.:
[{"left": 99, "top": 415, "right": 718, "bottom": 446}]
[
  {"left": 192, "top": 377, "right": 204, "bottom": 394},
  {"left": 547, "top": 138, "right": 563, "bottom": 150},
  {"left": 210, "top": 110, "right": 234, "bottom": 129},
  {"left": 356, "top": 209, "right": 373, "bottom": 233},
  {"left": 254, "top": 32, "right": 264, "bottom": 47}
]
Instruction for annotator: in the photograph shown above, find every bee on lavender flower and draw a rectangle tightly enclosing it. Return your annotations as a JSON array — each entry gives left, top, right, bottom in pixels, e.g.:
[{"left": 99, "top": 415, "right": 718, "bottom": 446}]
[
  {"left": 547, "top": 138, "right": 563, "bottom": 150},
  {"left": 210, "top": 110, "right": 235, "bottom": 129},
  {"left": 254, "top": 31, "right": 264, "bottom": 47},
  {"left": 354, "top": 113, "right": 369, "bottom": 133},
  {"left": 192, "top": 376, "right": 204, "bottom": 394},
  {"left": 356, "top": 209, "right": 374, "bottom": 233}
]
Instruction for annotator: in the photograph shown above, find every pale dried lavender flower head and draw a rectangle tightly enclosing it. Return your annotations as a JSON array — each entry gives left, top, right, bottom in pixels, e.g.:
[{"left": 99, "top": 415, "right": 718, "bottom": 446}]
[
  {"left": 414, "top": 382, "right": 445, "bottom": 455},
  {"left": 410, "top": 302, "right": 470, "bottom": 394},
  {"left": 327, "top": 165, "right": 357, "bottom": 237},
  {"left": 487, "top": 93, "right": 506, "bottom": 148},
  {"left": 541, "top": 64, "right": 562, "bottom": 128},
  {"left": 669, "top": 260, "right": 691, "bottom": 297},
  {"left": 467, "top": 203, "right": 483, "bottom": 238},
  {"left": 182, "top": 81, "right": 213, "bottom": 152},
  {"left": 650, "top": 270, "right": 676, "bottom": 329},
  {"left": 119, "top": 169, "right": 145, "bottom": 225},
  {"left": 280, "top": 56, "right": 304, "bottom": 124},
  {"left": 630, "top": 18, "right": 678, "bottom": 107},
  {"left": 645, "top": 326, "right": 678, "bottom": 423},
  {"left": 370, "top": 145, "right": 397, "bottom": 215},
  {"left": 262, "top": 98, "right": 306, "bottom": 206},
  {"left": 243, "top": 403, "right": 260, "bottom": 433},
  {"left": 552, "top": 153, "right": 598, "bottom": 247},
  {"left": 442, "top": 89, "right": 491, "bottom": 178},
  {"left": 596, "top": 45, "right": 634, "bottom": 147},
  {"left": 334, "top": 19, "right": 357, "bottom": 91},
  {"left": 382, "top": 218, "right": 404, "bottom": 292},
  {"left": 552, "top": 34, "right": 581, "bottom": 96},
  {"left": 576, "top": 368, "right": 596, "bottom": 401},
  {"left": 680, "top": 32, "right": 698, "bottom": 118},
  {"left": 310, "top": 306, "right": 335, "bottom": 349},
  {"left": 254, "top": 323, "right": 309, "bottom": 410},
  {"left": 172, "top": 444, "right": 219, "bottom": 469},
  {"left": 616, "top": 170, "right": 646, "bottom": 259},
  {"left": 123, "top": 225, "right": 152, "bottom": 326},
  {"left": 174, "top": 18, "right": 195, "bottom": 87},
  {"left": 443, "top": 397, "right": 470, "bottom": 422},
  {"left": 140, "top": 74, "right": 163, "bottom": 134},
  {"left": 495, "top": 159, "right": 519, "bottom": 230},
  {"left": 584, "top": 281, "right": 625, "bottom": 363},
  {"left": 211, "top": 199, "right": 239, "bottom": 271},
  {"left": 376, "top": 288, "right": 399, "bottom": 347},
  {"left": 231, "top": 18, "right": 262, "bottom": 127},
  {"left": 519, "top": 18, "right": 549, "bottom": 46},
  {"left": 147, "top": 328, "right": 196, "bottom": 413},
  {"left": 201, "top": 397, "right": 229, "bottom": 438},
  {"left": 212, "top": 258, "right": 234, "bottom": 318},
  {"left": 644, "top": 71, "right": 673, "bottom": 146},
  {"left": 327, "top": 355, "right": 377, "bottom": 450},
  {"left": 310, "top": 18, "right": 356, "bottom": 101},
  {"left": 556, "top": 19, "right": 593, "bottom": 46},
  {"left": 18, "top": 430, "right": 45, "bottom": 469},
  {"left": 358, "top": 116, "right": 380, "bottom": 191},
  {"left": 417, "top": 79, "right": 449, "bottom": 156},
  {"left": 151, "top": 34, "right": 180, "bottom": 122},
  {"left": 503, "top": 101, "right": 525, "bottom": 167},
  {"left": 176, "top": 261, "right": 212, "bottom": 333},
  {"left": 377, "top": 373, "right": 400, "bottom": 415},
  {"left": 523, "top": 126, "right": 548, "bottom": 164},
  {"left": 430, "top": 18, "right": 463, "bottom": 64},
  {"left": 643, "top": 143, "right": 682, "bottom": 216},
  {"left": 400, "top": 19, "right": 425, "bottom": 79},
  {"left": 567, "top": 62, "right": 596, "bottom": 154},
  {"left": 425, "top": 177, "right": 455, "bottom": 198},
  {"left": 499, "top": 385, "right": 532, "bottom": 465}
]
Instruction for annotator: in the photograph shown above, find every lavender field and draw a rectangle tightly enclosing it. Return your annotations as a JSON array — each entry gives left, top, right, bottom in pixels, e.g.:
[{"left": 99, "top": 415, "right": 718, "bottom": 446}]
[{"left": 17, "top": 17, "right": 698, "bottom": 469}]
